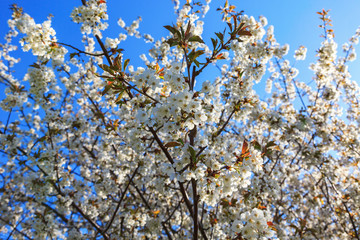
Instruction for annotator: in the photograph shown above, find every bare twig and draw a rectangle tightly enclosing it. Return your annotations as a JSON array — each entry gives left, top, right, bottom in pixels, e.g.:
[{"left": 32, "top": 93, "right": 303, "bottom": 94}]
[{"left": 57, "top": 42, "right": 105, "bottom": 57}]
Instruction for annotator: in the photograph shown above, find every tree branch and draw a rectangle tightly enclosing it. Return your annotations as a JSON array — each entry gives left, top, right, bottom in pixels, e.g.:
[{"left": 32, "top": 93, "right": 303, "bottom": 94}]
[
  {"left": 57, "top": 42, "right": 105, "bottom": 57},
  {"left": 148, "top": 126, "right": 208, "bottom": 240},
  {"left": 102, "top": 165, "right": 140, "bottom": 234}
]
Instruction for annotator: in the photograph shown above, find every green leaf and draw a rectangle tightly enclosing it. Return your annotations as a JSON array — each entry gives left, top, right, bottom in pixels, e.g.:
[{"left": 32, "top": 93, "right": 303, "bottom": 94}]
[
  {"left": 110, "top": 65, "right": 120, "bottom": 72},
  {"left": 164, "top": 25, "right": 181, "bottom": 39},
  {"left": 215, "top": 32, "right": 224, "bottom": 42},
  {"left": 38, "top": 136, "right": 47, "bottom": 142},
  {"left": 30, "top": 63, "right": 41, "bottom": 69},
  {"left": 188, "top": 50, "right": 204, "bottom": 62},
  {"left": 264, "top": 141, "right": 279, "bottom": 157},
  {"left": 164, "top": 25, "right": 177, "bottom": 35},
  {"left": 99, "top": 64, "right": 115, "bottom": 75},
  {"left": 123, "top": 59, "right": 130, "bottom": 71},
  {"left": 265, "top": 141, "right": 277, "bottom": 149},
  {"left": 101, "top": 83, "right": 113, "bottom": 96},
  {"left": 41, "top": 59, "right": 49, "bottom": 65},
  {"left": 237, "top": 29, "right": 252, "bottom": 36},
  {"left": 185, "top": 22, "right": 192, "bottom": 39},
  {"left": 176, "top": 138, "right": 184, "bottom": 145},
  {"left": 188, "top": 35, "right": 204, "bottom": 44},
  {"left": 211, "top": 38, "right": 218, "bottom": 49},
  {"left": 180, "top": 26, "right": 185, "bottom": 39},
  {"left": 166, "top": 38, "right": 179, "bottom": 47},
  {"left": 114, "top": 89, "right": 125, "bottom": 102},
  {"left": 227, "top": 22, "right": 233, "bottom": 32},
  {"left": 69, "top": 52, "right": 79, "bottom": 59},
  {"left": 113, "top": 54, "right": 122, "bottom": 70},
  {"left": 252, "top": 140, "right": 262, "bottom": 151},
  {"left": 189, "top": 146, "right": 196, "bottom": 160},
  {"left": 165, "top": 142, "right": 181, "bottom": 148},
  {"left": 193, "top": 59, "right": 200, "bottom": 67}
]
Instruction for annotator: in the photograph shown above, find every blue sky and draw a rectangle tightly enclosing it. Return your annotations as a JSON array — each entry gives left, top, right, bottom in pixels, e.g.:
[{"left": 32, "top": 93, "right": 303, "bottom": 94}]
[{"left": 0, "top": 0, "right": 360, "bottom": 108}]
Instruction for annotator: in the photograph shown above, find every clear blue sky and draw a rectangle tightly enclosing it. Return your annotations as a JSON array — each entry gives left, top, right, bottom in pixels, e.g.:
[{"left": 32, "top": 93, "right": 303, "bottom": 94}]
[{"left": 0, "top": 0, "right": 360, "bottom": 106}]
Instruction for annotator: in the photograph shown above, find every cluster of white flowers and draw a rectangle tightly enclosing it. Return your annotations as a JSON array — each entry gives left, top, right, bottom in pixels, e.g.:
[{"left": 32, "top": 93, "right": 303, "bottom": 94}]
[
  {"left": 1, "top": 1, "right": 360, "bottom": 239},
  {"left": 124, "top": 17, "right": 142, "bottom": 38},
  {"left": 104, "top": 37, "right": 120, "bottom": 49},
  {"left": 71, "top": 0, "right": 109, "bottom": 37},
  {"left": 9, "top": 11, "right": 67, "bottom": 66},
  {"left": 232, "top": 208, "right": 275, "bottom": 239},
  {"left": 294, "top": 45, "right": 307, "bottom": 60}
]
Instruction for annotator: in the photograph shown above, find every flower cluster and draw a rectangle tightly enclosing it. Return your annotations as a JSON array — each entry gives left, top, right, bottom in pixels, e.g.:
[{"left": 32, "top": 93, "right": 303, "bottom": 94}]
[
  {"left": 70, "top": 0, "right": 108, "bottom": 37},
  {"left": 9, "top": 7, "right": 67, "bottom": 66},
  {"left": 0, "top": 1, "right": 360, "bottom": 240}
]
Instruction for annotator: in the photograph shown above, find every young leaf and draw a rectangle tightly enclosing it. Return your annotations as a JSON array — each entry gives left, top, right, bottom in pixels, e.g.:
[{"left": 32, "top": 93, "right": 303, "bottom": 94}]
[
  {"left": 123, "top": 59, "right": 130, "bottom": 71},
  {"left": 185, "top": 21, "right": 192, "bottom": 39},
  {"left": 193, "top": 59, "right": 200, "bottom": 67},
  {"left": 69, "top": 52, "right": 79, "bottom": 59},
  {"left": 101, "top": 83, "right": 113, "bottom": 96},
  {"left": 30, "top": 63, "right": 41, "bottom": 69},
  {"left": 188, "top": 35, "right": 204, "bottom": 44},
  {"left": 164, "top": 25, "right": 178, "bottom": 35},
  {"left": 165, "top": 142, "right": 181, "bottom": 148},
  {"left": 166, "top": 38, "right": 179, "bottom": 47},
  {"left": 99, "top": 64, "right": 115, "bottom": 75},
  {"left": 188, "top": 49, "right": 205, "bottom": 62},
  {"left": 113, "top": 54, "right": 122, "bottom": 70},
  {"left": 189, "top": 146, "right": 197, "bottom": 161},
  {"left": 215, "top": 32, "right": 224, "bottom": 43},
  {"left": 211, "top": 38, "right": 218, "bottom": 49}
]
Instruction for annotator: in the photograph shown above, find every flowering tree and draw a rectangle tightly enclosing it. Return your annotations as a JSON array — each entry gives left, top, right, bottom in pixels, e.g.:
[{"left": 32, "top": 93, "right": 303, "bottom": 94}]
[{"left": 1, "top": 0, "right": 360, "bottom": 239}]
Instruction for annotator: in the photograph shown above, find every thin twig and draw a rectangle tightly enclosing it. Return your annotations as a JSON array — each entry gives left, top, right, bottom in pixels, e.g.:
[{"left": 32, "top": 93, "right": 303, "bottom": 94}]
[
  {"left": 102, "top": 165, "right": 140, "bottom": 234},
  {"left": 57, "top": 42, "right": 105, "bottom": 57},
  {"left": 71, "top": 202, "right": 110, "bottom": 239},
  {"left": 3, "top": 108, "right": 12, "bottom": 134},
  {"left": 0, "top": 217, "right": 33, "bottom": 240},
  {"left": 213, "top": 108, "right": 236, "bottom": 138}
]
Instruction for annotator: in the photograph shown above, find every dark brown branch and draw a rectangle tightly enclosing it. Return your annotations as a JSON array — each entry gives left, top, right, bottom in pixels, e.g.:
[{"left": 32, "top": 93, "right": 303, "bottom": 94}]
[
  {"left": 57, "top": 42, "right": 105, "bottom": 57},
  {"left": 162, "top": 223, "right": 174, "bottom": 240},
  {"left": 131, "top": 181, "right": 152, "bottom": 210},
  {"left": 0, "top": 217, "right": 33, "bottom": 240},
  {"left": 83, "top": 146, "right": 97, "bottom": 160},
  {"left": 148, "top": 126, "right": 208, "bottom": 240},
  {"left": 129, "top": 178, "right": 173, "bottom": 240},
  {"left": 195, "top": 37, "right": 233, "bottom": 77},
  {"left": 35, "top": 161, "right": 110, "bottom": 240},
  {"left": 192, "top": 179, "right": 198, "bottom": 240},
  {"left": 148, "top": 127, "right": 174, "bottom": 164},
  {"left": 342, "top": 200, "right": 359, "bottom": 240},
  {"left": 189, "top": 126, "right": 198, "bottom": 240},
  {"left": 3, "top": 108, "right": 12, "bottom": 134},
  {"left": 71, "top": 202, "right": 110, "bottom": 239},
  {"left": 102, "top": 165, "right": 140, "bottom": 234},
  {"left": 213, "top": 107, "right": 236, "bottom": 138},
  {"left": 95, "top": 35, "right": 112, "bottom": 66},
  {"left": 41, "top": 202, "right": 69, "bottom": 224},
  {"left": 163, "top": 200, "right": 182, "bottom": 223},
  {"left": 118, "top": 77, "right": 159, "bottom": 103}
]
